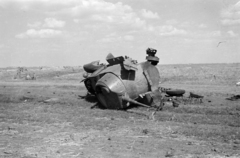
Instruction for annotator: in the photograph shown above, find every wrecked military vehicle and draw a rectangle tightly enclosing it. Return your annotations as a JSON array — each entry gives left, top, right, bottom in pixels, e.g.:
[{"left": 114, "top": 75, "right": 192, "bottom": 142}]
[{"left": 81, "top": 48, "right": 181, "bottom": 110}]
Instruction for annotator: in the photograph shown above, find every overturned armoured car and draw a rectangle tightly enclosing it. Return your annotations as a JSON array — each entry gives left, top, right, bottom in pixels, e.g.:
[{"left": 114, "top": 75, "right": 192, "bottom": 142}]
[{"left": 82, "top": 48, "right": 166, "bottom": 109}]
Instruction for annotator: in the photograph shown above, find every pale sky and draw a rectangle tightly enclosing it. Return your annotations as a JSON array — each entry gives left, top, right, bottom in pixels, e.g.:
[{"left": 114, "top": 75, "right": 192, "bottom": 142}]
[{"left": 0, "top": 0, "right": 240, "bottom": 67}]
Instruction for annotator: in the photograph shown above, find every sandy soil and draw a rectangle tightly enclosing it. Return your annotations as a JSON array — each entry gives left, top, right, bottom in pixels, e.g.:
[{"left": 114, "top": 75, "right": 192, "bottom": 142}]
[{"left": 0, "top": 64, "right": 240, "bottom": 158}]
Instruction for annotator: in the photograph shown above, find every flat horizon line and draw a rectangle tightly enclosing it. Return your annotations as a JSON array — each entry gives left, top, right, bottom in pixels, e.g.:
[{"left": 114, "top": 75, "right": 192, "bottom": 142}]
[{"left": 1, "top": 62, "right": 240, "bottom": 69}]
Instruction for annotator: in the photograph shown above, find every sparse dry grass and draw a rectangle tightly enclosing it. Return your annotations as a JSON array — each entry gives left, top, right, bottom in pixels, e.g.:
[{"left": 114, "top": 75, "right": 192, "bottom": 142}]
[
  {"left": 0, "top": 64, "right": 240, "bottom": 158},
  {"left": 158, "top": 63, "right": 240, "bottom": 86}
]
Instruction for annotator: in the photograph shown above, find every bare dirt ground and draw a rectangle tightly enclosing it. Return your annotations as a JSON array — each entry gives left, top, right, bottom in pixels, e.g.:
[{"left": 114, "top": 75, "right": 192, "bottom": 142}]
[{"left": 0, "top": 64, "right": 240, "bottom": 158}]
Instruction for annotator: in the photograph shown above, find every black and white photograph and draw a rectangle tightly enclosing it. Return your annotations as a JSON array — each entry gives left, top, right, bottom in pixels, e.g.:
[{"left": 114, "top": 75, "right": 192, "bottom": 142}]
[{"left": 0, "top": 0, "right": 240, "bottom": 157}]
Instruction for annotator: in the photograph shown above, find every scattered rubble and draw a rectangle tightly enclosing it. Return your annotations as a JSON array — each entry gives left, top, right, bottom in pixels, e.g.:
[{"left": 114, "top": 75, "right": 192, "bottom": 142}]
[
  {"left": 13, "top": 67, "right": 36, "bottom": 80},
  {"left": 226, "top": 95, "right": 240, "bottom": 101}
]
